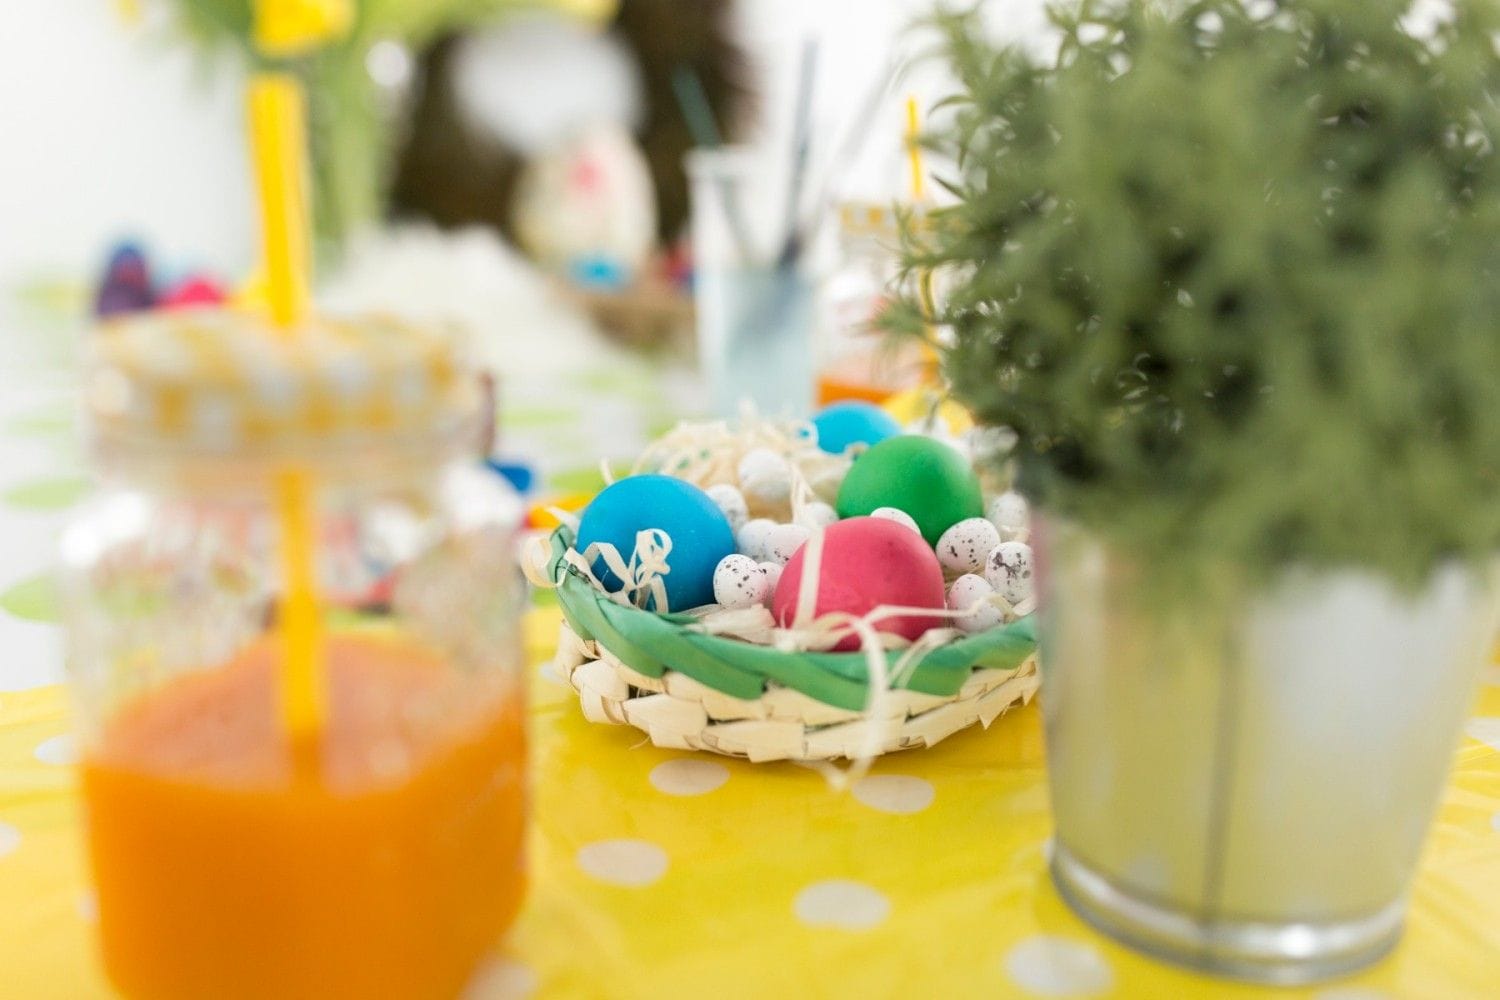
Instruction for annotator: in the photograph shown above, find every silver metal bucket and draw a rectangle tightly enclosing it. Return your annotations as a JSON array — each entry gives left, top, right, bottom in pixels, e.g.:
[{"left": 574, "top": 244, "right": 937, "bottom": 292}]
[{"left": 1037, "top": 524, "right": 1498, "bottom": 984}]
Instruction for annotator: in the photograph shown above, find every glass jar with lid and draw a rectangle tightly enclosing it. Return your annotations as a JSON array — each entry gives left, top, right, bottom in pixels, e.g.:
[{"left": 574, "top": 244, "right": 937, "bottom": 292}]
[{"left": 62, "top": 308, "right": 526, "bottom": 999}]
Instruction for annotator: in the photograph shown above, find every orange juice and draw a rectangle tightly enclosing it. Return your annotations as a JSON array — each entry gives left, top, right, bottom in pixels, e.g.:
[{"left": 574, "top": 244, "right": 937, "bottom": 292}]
[
  {"left": 81, "top": 633, "right": 526, "bottom": 1000},
  {"left": 815, "top": 341, "right": 933, "bottom": 407}
]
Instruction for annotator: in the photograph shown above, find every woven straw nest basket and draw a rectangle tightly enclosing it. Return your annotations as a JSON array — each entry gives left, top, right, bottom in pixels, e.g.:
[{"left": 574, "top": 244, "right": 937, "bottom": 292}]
[{"left": 544, "top": 526, "right": 1041, "bottom": 762}]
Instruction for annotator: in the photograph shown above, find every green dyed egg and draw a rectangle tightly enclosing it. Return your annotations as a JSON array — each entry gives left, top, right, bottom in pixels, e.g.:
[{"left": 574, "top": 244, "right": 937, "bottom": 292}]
[{"left": 835, "top": 435, "right": 984, "bottom": 546}]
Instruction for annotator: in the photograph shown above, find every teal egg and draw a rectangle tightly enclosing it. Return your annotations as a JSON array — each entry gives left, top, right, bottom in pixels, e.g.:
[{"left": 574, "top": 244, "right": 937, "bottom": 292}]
[{"left": 575, "top": 475, "right": 735, "bottom": 611}]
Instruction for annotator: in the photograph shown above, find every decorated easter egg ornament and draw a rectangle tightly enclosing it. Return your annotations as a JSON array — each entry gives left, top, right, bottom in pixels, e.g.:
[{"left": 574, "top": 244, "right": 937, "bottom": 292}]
[
  {"left": 811, "top": 400, "right": 902, "bottom": 455},
  {"left": 713, "top": 554, "right": 770, "bottom": 609},
  {"left": 736, "top": 518, "right": 777, "bottom": 560},
  {"left": 738, "top": 447, "right": 792, "bottom": 507},
  {"left": 836, "top": 435, "right": 983, "bottom": 546},
  {"left": 772, "top": 516, "right": 947, "bottom": 651},
  {"left": 757, "top": 560, "right": 784, "bottom": 598},
  {"left": 947, "top": 574, "right": 1003, "bottom": 633},
  {"left": 984, "top": 541, "right": 1035, "bottom": 606},
  {"left": 987, "top": 490, "right": 1030, "bottom": 540},
  {"left": 936, "top": 517, "right": 1002, "bottom": 575},
  {"left": 764, "top": 523, "right": 813, "bottom": 565},
  {"left": 575, "top": 474, "right": 735, "bottom": 611},
  {"left": 870, "top": 506, "right": 921, "bottom": 535}
]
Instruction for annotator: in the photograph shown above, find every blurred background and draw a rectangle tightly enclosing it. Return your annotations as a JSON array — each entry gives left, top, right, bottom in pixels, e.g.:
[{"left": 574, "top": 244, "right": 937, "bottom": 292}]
[{"left": 0, "top": 0, "right": 1050, "bottom": 503}]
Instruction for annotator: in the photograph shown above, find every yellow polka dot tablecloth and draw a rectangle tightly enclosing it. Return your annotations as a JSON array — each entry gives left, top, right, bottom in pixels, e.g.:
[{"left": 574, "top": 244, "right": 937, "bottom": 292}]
[{"left": 2, "top": 303, "right": 1500, "bottom": 998}]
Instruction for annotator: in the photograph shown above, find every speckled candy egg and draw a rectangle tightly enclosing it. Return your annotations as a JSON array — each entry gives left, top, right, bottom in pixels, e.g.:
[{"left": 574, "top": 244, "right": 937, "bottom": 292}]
[
  {"left": 987, "top": 491, "right": 1030, "bottom": 541},
  {"left": 735, "top": 518, "right": 777, "bottom": 560},
  {"left": 836, "top": 435, "right": 984, "bottom": 546},
  {"left": 713, "top": 554, "right": 770, "bottom": 609},
  {"left": 869, "top": 506, "right": 920, "bottom": 535},
  {"left": 758, "top": 561, "right": 783, "bottom": 598},
  {"left": 763, "top": 523, "right": 812, "bottom": 565},
  {"left": 705, "top": 483, "right": 750, "bottom": 534},
  {"left": 772, "top": 516, "right": 947, "bottom": 651},
  {"left": 947, "top": 574, "right": 1003, "bottom": 634},
  {"left": 796, "top": 501, "right": 839, "bottom": 530},
  {"left": 576, "top": 474, "right": 736, "bottom": 611},
  {"left": 984, "top": 541, "right": 1035, "bottom": 606},
  {"left": 738, "top": 447, "right": 791, "bottom": 508},
  {"left": 936, "top": 517, "right": 1002, "bottom": 575},
  {"left": 811, "top": 400, "right": 902, "bottom": 455}
]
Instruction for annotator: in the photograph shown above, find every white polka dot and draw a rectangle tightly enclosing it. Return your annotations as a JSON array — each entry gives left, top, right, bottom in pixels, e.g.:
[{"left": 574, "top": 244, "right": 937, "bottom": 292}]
[
  {"left": 33, "top": 734, "right": 76, "bottom": 766},
  {"left": 1464, "top": 717, "right": 1500, "bottom": 751},
  {"left": 576, "top": 839, "right": 668, "bottom": 887},
  {"left": 1004, "top": 936, "right": 1113, "bottom": 997},
  {"left": 77, "top": 891, "right": 97, "bottom": 923},
  {"left": 851, "top": 775, "right": 935, "bottom": 815},
  {"left": 0, "top": 822, "right": 20, "bottom": 858},
  {"left": 537, "top": 661, "right": 566, "bottom": 686},
  {"left": 463, "top": 957, "right": 538, "bottom": 999},
  {"left": 1315, "top": 989, "right": 1393, "bottom": 1000},
  {"left": 649, "top": 758, "right": 730, "bottom": 797},
  {"left": 794, "top": 880, "right": 890, "bottom": 930}
]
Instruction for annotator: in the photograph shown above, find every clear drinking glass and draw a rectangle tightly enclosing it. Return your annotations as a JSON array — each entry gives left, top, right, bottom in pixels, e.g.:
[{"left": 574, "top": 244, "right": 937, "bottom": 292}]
[
  {"left": 62, "top": 310, "right": 527, "bottom": 999},
  {"left": 688, "top": 146, "right": 818, "bottom": 418}
]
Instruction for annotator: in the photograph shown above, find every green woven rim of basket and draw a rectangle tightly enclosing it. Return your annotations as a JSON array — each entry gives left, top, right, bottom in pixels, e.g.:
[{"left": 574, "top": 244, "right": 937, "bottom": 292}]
[{"left": 545, "top": 525, "right": 1039, "bottom": 712}]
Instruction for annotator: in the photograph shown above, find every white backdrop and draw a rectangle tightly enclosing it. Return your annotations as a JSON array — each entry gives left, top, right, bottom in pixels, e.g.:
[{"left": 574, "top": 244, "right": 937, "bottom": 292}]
[
  {"left": 0, "top": 5, "right": 253, "bottom": 287},
  {"left": 0, "top": 1, "right": 1050, "bottom": 288}
]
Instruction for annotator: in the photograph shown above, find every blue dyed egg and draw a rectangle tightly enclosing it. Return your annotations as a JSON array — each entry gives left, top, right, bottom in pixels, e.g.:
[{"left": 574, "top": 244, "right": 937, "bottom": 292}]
[
  {"left": 812, "top": 401, "right": 902, "bottom": 455},
  {"left": 575, "top": 475, "right": 736, "bottom": 612}
]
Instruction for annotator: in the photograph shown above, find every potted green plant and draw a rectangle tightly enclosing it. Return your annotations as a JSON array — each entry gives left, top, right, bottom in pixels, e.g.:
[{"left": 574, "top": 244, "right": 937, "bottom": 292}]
[{"left": 891, "top": 0, "right": 1500, "bottom": 984}]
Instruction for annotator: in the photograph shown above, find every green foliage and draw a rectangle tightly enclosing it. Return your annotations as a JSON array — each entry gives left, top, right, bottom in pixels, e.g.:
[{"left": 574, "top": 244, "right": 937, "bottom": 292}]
[{"left": 899, "top": 0, "right": 1500, "bottom": 588}]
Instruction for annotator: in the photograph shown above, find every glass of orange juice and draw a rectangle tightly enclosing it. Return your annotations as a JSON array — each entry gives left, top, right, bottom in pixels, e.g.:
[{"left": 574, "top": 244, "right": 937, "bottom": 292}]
[{"left": 62, "top": 310, "right": 527, "bottom": 999}]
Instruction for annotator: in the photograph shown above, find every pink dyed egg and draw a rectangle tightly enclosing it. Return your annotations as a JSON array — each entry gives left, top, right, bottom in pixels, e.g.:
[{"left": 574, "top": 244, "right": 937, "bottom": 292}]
[{"left": 772, "top": 516, "right": 947, "bottom": 651}]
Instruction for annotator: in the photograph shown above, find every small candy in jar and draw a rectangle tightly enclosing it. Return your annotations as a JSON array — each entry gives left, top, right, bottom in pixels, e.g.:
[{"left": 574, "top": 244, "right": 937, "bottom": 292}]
[
  {"left": 936, "top": 517, "right": 1001, "bottom": 575},
  {"left": 984, "top": 541, "right": 1035, "bottom": 606},
  {"left": 948, "top": 574, "right": 1004, "bottom": 633},
  {"left": 713, "top": 554, "right": 771, "bottom": 609}
]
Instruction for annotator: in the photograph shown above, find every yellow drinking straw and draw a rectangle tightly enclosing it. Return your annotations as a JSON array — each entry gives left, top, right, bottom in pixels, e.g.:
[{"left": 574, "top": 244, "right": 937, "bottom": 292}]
[
  {"left": 248, "top": 77, "right": 324, "bottom": 761},
  {"left": 905, "top": 95, "right": 928, "bottom": 203},
  {"left": 254, "top": 0, "right": 353, "bottom": 57},
  {"left": 247, "top": 0, "right": 351, "bottom": 764},
  {"left": 248, "top": 78, "right": 312, "bottom": 330}
]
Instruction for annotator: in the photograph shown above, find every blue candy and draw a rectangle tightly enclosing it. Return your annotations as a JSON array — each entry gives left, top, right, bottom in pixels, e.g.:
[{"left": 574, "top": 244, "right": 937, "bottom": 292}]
[
  {"left": 575, "top": 475, "right": 735, "bottom": 612},
  {"left": 811, "top": 401, "right": 903, "bottom": 455}
]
